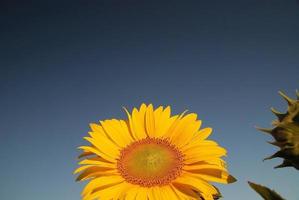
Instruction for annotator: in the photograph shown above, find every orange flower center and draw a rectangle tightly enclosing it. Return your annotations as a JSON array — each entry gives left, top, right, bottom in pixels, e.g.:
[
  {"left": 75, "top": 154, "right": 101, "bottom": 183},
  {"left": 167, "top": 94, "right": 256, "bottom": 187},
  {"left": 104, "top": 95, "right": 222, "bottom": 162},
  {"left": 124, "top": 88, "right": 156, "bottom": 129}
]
[{"left": 117, "top": 137, "right": 184, "bottom": 187}]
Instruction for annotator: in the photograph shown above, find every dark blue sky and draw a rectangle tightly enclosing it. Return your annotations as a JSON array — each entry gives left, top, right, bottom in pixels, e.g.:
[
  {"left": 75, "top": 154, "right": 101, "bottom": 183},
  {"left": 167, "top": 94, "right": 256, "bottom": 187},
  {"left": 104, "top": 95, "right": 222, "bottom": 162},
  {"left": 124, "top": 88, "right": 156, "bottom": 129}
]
[{"left": 1, "top": 1, "right": 299, "bottom": 199}]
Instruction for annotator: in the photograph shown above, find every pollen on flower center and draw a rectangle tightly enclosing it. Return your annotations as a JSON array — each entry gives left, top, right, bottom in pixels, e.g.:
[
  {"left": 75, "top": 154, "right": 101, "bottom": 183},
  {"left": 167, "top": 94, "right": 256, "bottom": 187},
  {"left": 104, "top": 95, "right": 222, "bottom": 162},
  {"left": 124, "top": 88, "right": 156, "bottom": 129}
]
[{"left": 117, "top": 137, "right": 184, "bottom": 187}]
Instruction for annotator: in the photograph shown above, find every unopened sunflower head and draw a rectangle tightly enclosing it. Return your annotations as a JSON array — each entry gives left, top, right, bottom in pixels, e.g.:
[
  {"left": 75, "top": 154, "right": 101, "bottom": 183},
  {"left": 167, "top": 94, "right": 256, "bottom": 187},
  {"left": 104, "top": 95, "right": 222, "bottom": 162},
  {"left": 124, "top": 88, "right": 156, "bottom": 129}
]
[
  {"left": 74, "top": 104, "right": 236, "bottom": 200},
  {"left": 258, "top": 90, "right": 299, "bottom": 170}
]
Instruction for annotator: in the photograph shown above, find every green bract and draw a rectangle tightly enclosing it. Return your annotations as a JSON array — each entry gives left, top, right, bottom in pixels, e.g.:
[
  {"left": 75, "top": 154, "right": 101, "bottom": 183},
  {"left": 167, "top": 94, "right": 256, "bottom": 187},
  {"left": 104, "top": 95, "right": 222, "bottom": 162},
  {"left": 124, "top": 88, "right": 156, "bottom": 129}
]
[{"left": 258, "top": 90, "right": 299, "bottom": 170}]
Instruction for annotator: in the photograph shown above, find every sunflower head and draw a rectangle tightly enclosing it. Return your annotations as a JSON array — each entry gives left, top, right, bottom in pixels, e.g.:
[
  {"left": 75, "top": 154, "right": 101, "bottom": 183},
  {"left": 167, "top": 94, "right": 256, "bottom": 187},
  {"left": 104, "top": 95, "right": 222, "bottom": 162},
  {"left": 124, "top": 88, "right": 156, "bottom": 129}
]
[
  {"left": 258, "top": 91, "right": 299, "bottom": 170},
  {"left": 75, "top": 104, "right": 236, "bottom": 200}
]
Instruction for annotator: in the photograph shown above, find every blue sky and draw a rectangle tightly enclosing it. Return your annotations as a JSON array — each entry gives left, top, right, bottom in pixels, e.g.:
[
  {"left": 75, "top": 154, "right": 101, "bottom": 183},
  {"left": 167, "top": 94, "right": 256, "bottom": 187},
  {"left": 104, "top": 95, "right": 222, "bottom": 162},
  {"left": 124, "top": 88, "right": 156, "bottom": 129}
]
[{"left": 1, "top": 1, "right": 299, "bottom": 199}]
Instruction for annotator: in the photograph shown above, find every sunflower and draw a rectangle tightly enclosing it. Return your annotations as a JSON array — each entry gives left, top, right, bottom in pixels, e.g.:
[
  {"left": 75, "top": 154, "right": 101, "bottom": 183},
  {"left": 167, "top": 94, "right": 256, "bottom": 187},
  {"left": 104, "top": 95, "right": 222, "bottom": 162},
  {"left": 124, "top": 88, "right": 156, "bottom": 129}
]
[{"left": 75, "top": 104, "right": 236, "bottom": 200}]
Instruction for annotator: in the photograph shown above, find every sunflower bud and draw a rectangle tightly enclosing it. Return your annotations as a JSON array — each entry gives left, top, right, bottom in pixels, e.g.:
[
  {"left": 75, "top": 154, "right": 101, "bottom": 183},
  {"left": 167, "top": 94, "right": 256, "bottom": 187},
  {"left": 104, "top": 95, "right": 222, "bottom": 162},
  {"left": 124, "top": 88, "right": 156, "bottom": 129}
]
[{"left": 257, "top": 90, "right": 299, "bottom": 170}]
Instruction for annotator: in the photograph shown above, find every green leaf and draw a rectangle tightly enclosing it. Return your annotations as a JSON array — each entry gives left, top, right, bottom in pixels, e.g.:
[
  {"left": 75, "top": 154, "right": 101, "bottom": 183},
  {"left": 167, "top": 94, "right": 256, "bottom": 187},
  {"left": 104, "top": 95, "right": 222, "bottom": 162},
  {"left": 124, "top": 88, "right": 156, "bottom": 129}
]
[{"left": 248, "top": 181, "right": 285, "bottom": 200}]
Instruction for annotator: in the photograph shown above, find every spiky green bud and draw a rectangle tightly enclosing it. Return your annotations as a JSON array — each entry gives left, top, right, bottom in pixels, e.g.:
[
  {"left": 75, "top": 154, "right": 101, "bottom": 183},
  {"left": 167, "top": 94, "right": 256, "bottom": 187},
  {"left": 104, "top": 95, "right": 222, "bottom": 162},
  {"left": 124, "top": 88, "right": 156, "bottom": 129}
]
[{"left": 257, "top": 90, "right": 299, "bottom": 170}]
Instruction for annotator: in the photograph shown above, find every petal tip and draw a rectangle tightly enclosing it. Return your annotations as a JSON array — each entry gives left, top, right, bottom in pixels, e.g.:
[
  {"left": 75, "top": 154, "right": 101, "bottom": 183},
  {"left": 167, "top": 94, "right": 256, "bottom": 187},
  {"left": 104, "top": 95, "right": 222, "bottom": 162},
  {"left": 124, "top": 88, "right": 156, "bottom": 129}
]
[{"left": 227, "top": 175, "right": 237, "bottom": 183}]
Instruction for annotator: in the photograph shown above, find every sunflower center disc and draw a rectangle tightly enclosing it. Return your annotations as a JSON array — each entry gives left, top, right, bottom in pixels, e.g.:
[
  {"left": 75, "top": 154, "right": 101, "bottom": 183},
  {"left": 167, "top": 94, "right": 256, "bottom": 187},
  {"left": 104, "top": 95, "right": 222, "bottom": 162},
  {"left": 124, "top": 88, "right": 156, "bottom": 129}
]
[{"left": 117, "top": 137, "right": 184, "bottom": 187}]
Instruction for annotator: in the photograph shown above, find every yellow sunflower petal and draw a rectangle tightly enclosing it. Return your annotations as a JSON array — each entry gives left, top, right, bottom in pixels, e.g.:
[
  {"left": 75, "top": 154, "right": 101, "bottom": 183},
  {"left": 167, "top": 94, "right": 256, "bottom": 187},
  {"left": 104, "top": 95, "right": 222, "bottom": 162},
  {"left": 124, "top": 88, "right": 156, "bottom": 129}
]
[
  {"left": 181, "top": 139, "right": 218, "bottom": 152},
  {"left": 173, "top": 173, "right": 216, "bottom": 194},
  {"left": 184, "top": 145, "right": 227, "bottom": 162},
  {"left": 200, "top": 192, "right": 216, "bottom": 200},
  {"left": 117, "top": 182, "right": 135, "bottom": 199},
  {"left": 76, "top": 167, "right": 118, "bottom": 181},
  {"left": 171, "top": 183, "right": 200, "bottom": 200},
  {"left": 185, "top": 158, "right": 227, "bottom": 168},
  {"left": 125, "top": 185, "right": 139, "bottom": 200},
  {"left": 192, "top": 127, "right": 213, "bottom": 141},
  {"left": 185, "top": 169, "right": 237, "bottom": 184},
  {"left": 135, "top": 187, "right": 150, "bottom": 200},
  {"left": 153, "top": 106, "right": 179, "bottom": 138},
  {"left": 89, "top": 123, "right": 105, "bottom": 134},
  {"left": 172, "top": 118, "right": 202, "bottom": 148},
  {"left": 84, "top": 182, "right": 126, "bottom": 200},
  {"left": 119, "top": 119, "right": 135, "bottom": 141},
  {"left": 173, "top": 173, "right": 218, "bottom": 197},
  {"left": 162, "top": 110, "right": 186, "bottom": 138},
  {"left": 145, "top": 104, "right": 155, "bottom": 137},
  {"left": 123, "top": 105, "right": 148, "bottom": 140},
  {"left": 74, "top": 165, "right": 93, "bottom": 174},
  {"left": 164, "top": 113, "right": 199, "bottom": 147},
  {"left": 150, "top": 186, "right": 171, "bottom": 200},
  {"left": 82, "top": 175, "right": 124, "bottom": 197},
  {"left": 154, "top": 106, "right": 164, "bottom": 120},
  {"left": 78, "top": 146, "right": 116, "bottom": 163},
  {"left": 100, "top": 119, "right": 133, "bottom": 147},
  {"left": 74, "top": 161, "right": 115, "bottom": 176},
  {"left": 79, "top": 159, "right": 116, "bottom": 168},
  {"left": 149, "top": 187, "right": 162, "bottom": 200},
  {"left": 183, "top": 163, "right": 227, "bottom": 172},
  {"left": 159, "top": 186, "right": 180, "bottom": 200},
  {"left": 132, "top": 104, "right": 148, "bottom": 139},
  {"left": 205, "top": 158, "right": 227, "bottom": 168},
  {"left": 84, "top": 136, "right": 120, "bottom": 160},
  {"left": 77, "top": 151, "right": 94, "bottom": 159}
]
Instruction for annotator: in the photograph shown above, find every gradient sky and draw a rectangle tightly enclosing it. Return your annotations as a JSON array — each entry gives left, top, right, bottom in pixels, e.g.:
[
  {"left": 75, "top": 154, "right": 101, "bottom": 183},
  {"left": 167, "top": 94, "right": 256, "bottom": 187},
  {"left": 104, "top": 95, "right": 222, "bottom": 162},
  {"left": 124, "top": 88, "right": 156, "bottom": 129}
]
[{"left": 1, "top": 1, "right": 299, "bottom": 199}]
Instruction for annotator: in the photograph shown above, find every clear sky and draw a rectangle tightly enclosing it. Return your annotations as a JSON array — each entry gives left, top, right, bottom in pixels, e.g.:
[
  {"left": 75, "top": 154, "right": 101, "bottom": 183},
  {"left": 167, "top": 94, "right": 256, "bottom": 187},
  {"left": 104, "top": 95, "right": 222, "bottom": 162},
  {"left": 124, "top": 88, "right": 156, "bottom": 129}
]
[{"left": 1, "top": 1, "right": 299, "bottom": 199}]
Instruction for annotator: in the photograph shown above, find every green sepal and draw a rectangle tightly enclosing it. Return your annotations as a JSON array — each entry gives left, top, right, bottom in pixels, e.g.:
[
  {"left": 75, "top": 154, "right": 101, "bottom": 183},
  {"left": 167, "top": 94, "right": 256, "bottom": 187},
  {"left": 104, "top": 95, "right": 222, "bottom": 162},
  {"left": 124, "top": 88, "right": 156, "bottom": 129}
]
[{"left": 248, "top": 181, "right": 285, "bottom": 200}]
